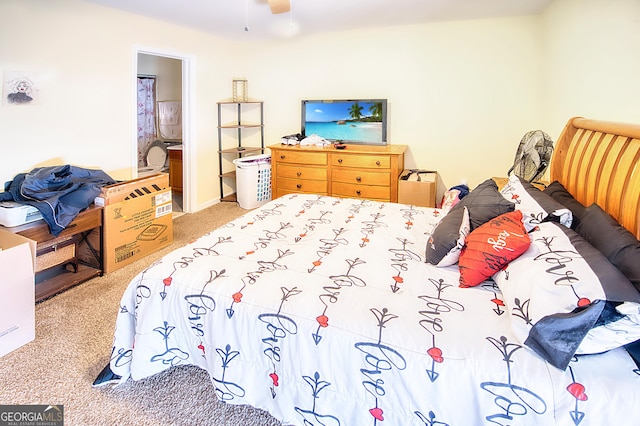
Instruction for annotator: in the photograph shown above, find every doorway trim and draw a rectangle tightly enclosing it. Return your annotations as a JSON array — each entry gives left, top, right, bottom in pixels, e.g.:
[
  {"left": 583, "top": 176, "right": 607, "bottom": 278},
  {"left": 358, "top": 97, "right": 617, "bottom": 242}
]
[{"left": 133, "top": 46, "right": 195, "bottom": 213}]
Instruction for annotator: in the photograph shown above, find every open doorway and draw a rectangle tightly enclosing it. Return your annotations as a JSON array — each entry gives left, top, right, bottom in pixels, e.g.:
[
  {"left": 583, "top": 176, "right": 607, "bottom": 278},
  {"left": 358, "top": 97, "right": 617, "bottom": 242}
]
[{"left": 135, "top": 48, "right": 192, "bottom": 215}]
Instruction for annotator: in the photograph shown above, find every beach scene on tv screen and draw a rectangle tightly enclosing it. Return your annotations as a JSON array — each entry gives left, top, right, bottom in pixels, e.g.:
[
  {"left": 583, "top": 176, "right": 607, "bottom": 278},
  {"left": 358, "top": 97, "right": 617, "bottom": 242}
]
[{"left": 304, "top": 101, "right": 384, "bottom": 143}]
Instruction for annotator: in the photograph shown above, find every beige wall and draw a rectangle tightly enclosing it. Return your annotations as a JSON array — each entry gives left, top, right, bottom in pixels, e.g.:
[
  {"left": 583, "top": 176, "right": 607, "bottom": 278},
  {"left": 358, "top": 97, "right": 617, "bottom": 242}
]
[
  {"left": 1, "top": 0, "right": 638, "bottom": 211},
  {"left": 243, "top": 17, "right": 544, "bottom": 192},
  {"left": 541, "top": 0, "right": 640, "bottom": 134},
  {"left": 137, "top": 54, "right": 182, "bottom": 102}
]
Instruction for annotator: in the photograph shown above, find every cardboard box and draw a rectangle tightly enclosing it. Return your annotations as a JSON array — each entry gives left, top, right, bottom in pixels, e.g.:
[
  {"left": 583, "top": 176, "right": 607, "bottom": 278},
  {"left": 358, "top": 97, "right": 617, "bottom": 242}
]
[
  {"left": 102, "top": 174, "right": 173, "bottom": 273},
  {"left": 0, "top": 229, "right": 37, "bottom": 358},
  {"left": 398, "top": 170, "right": 437, "bottom": 208},
  {"left": 95, "top": 172, "right": 170, "bottom": 206}
]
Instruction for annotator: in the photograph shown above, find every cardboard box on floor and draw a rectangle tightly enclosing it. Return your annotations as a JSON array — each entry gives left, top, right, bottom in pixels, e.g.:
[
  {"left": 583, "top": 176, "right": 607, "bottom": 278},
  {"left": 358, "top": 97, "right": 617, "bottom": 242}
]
[
  {"left": 100, "top": 173, "right": 173, "bottom": 273},
  {"left": 95, "top": 172, "right": 171, "bottom": 206},
  {"left": 0, "top": 229, "right": 36, "bottom": 358},
  {"left": 398, "top": 170, "right": 437, "bottom": 208}
]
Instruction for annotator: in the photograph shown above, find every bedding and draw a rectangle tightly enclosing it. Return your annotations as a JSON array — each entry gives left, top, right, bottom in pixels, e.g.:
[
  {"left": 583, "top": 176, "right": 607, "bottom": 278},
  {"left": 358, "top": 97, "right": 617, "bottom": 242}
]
[
  {"left": 458, "top": 209, "right": 530, "bottom": 287},
  {"left": 543, "top": 181, "right": 586, "bottom": 229},
  {"left": 493, "top": 221, "right": 640, "bottom": 369},
  {"left": 95, "top": 117, "right": 640, "bottom": 425},
  {"left": 426, "top": 179, "right": 513, "bottom": 266},
  {"left": 499, "top": 174, "right": 572, "bottom": 231},
  {"left": 425, "top": 205, "right": 469, "bottom": 266},
  {"left": 576, "top": 203, "right": 640, "bottom": 290},
  {"left": 99, "top": 194, "right": 640, "bottom": 425}
]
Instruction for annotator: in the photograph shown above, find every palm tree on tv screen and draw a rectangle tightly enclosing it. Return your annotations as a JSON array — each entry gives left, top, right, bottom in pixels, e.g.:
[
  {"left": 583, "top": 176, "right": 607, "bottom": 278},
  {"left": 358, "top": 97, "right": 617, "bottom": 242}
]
[
  {"left": 348, "top": 102, "right": 363, "bottom": 120},
  {"left": 369, "top": 102, "right": 383, "bottom": 120}
]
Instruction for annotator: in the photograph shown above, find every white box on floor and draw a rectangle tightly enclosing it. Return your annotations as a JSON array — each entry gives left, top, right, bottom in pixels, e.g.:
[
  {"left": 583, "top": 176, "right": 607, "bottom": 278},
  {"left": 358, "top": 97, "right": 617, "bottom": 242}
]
[{"left": 0, "top": 229, "right": 37, "bottom": 358}]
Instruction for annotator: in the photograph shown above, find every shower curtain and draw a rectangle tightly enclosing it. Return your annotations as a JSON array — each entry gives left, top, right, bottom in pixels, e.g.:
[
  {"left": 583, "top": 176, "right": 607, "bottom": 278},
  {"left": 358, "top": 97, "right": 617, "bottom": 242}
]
[{"left": 137, "top": 76, "right": 156, "bottom": 167}]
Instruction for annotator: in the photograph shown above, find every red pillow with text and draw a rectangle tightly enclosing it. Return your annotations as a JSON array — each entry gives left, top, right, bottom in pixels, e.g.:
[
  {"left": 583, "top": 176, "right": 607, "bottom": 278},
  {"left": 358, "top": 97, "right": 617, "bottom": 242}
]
[{"left": 459, "top": 210, "right": 530, "bottom": 287}]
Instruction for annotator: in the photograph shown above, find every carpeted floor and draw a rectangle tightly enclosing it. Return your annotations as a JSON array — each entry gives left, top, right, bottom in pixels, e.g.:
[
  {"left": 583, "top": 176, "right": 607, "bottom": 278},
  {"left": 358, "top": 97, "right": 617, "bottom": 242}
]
[{"left": 0, "top": 201, "right": 283, "bottom": 426}]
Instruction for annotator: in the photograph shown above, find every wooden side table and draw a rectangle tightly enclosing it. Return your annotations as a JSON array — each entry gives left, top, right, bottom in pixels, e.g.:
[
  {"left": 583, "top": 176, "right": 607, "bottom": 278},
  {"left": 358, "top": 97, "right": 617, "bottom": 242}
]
[{"left": 1, "top": 205, "right": 103, "bottom": 302}]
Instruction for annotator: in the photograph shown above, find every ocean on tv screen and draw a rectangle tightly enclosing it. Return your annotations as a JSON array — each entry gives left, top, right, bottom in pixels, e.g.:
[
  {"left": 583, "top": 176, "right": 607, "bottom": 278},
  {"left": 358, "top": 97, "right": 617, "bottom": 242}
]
[{"left": 304, "top": 121, "right": 383, "bottom": 143}]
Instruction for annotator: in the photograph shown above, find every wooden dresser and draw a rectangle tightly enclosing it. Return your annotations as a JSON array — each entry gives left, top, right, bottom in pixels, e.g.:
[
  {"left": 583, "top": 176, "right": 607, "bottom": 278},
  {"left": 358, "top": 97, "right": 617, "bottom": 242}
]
[
  {"left": 269, "top": 144, "right": 406, "bottom": 202},
  {"left": 1, "top": 206, "right": 103, "bottom": 302}
]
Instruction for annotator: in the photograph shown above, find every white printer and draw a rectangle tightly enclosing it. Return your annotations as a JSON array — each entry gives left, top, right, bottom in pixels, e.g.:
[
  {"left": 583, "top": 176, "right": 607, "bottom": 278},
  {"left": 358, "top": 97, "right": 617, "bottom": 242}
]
[{"left": 0, "top": 201, "right": 43, "bottom": 227}]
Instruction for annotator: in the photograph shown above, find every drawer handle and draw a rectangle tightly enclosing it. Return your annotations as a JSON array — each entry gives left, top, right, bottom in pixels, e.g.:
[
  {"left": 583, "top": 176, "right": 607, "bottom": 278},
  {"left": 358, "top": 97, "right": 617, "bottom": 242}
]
[
  {"left": 297, "top": 172, "right": 302, "bottom": 177},
  {"left": 356, "top": 190, "right": 361, "bottom": 195},
  {"left": 338, "top": 159, "right": 343, "bottom": 163},
  {"left": 296, "top": 184, "right": 302, "bottom": 189},
  {"left": 280, "top": 155, "right": 286, "bottom": 159},
  {"left": 376, "top": 161, "right": 381, "bottom": 166},
  {"left": 356, "top": 176, "right": 362, "bottom": 182}
]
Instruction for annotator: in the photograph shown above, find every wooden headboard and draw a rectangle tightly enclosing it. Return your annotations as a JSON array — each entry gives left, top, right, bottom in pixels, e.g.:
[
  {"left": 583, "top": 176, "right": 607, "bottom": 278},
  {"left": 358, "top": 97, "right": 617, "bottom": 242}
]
[{"left": 550, "top": 117, "right": 640, "bottom": 239}]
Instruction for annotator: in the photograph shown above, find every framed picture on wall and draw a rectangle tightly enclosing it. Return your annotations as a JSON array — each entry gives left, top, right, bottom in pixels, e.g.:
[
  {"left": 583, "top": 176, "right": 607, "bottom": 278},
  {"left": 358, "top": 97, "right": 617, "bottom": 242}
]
[{"left": 2, "top": 70, "right": 41, "bottom": 106}]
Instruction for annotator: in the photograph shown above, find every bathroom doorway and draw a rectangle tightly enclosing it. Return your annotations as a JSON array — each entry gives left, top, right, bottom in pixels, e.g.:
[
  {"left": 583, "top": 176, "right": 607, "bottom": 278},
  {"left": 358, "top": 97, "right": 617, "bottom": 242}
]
[{"left": 135, "top": 49, "right": 192, "bottom": 215}]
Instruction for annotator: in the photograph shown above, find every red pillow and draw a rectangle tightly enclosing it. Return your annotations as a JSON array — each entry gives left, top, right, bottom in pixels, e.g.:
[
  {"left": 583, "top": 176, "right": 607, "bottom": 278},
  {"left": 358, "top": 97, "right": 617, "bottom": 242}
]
[{"left": 459, "top": 210, "right": 530, "bottom": 287}]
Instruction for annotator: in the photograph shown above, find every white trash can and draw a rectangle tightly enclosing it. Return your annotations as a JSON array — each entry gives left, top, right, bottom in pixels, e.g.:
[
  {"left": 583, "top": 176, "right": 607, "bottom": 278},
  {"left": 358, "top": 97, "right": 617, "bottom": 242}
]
[{"left": 233, "top": 153, "right": 272, "bottom": 209}]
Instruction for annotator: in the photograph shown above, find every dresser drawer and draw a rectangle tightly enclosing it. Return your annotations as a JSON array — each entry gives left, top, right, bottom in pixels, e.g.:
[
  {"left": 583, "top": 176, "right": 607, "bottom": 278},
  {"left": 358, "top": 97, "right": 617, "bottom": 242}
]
[
  {"left": 269, "top": 143, "right": 406, "bottom": 203},
  {"left": 274, "top": 151, "right": 327, "bottom": 165},
  {"left": 332, "top": 182, "right": 391, "bottom": 201},
  {"left": 277, "top": 177, "right": 328, "bottom": 194},
  {"left": 331, "top": 154, "right": 390, "bottom": 169},
  {"left": 332, "top": 169, "right": 390, "bottom": 186},
  {"left": 277, "top": 164, "right": 327, "bottom": 180}
]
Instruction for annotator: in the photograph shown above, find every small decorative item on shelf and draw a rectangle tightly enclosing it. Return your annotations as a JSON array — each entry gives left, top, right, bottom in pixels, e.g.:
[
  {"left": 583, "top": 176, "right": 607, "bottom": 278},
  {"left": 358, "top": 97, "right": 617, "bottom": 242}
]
[{"left": 232, "top": 78, "right": 248, "bottom": 102}]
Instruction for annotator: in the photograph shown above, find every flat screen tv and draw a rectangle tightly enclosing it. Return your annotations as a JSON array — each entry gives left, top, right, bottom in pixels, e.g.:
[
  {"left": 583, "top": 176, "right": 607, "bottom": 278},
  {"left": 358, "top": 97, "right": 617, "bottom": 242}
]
[{"left": 301, "top": 99, "right": 387, "bottom": 145}]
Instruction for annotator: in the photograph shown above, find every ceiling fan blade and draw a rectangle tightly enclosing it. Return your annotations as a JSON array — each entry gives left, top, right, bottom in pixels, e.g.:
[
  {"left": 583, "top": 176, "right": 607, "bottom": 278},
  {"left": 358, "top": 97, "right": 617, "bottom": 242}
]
[{"left": 268, "top": 0, "right": 291, "bottom": 14}]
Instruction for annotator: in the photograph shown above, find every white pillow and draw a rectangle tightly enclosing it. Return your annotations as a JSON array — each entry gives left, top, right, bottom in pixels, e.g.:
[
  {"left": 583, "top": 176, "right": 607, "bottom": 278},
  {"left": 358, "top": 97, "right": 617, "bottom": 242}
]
[{"left": 500, "top": 175, "right": 572, "bottom": 231}]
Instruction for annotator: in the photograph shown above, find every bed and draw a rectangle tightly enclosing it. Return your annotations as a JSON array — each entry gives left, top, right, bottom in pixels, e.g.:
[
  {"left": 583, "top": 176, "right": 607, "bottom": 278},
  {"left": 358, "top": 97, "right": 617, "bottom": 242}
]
[{"left": 95, "top": 117, "right": 640, "bottom": 425}]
